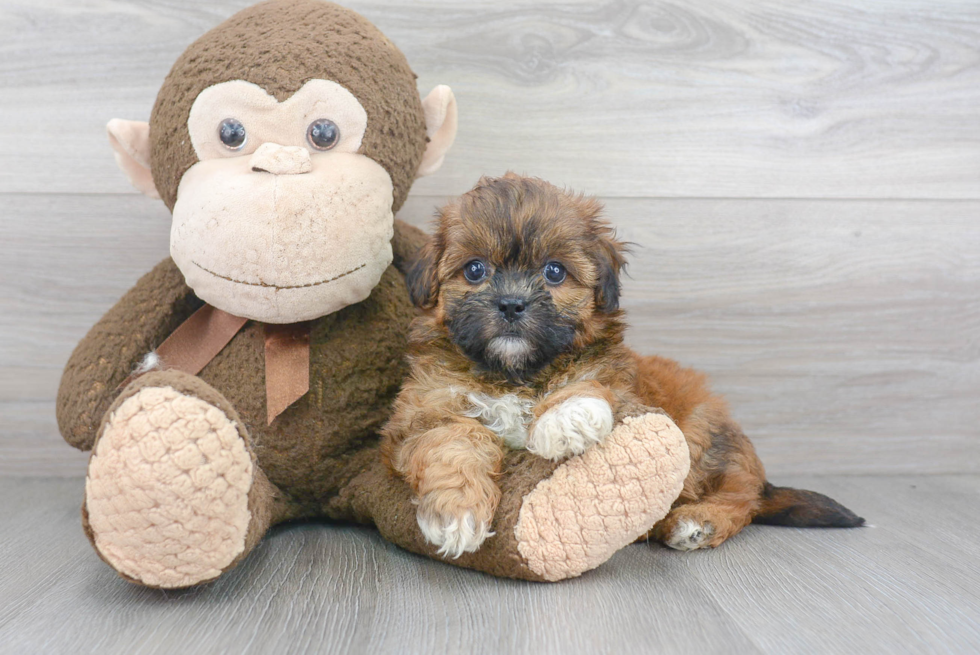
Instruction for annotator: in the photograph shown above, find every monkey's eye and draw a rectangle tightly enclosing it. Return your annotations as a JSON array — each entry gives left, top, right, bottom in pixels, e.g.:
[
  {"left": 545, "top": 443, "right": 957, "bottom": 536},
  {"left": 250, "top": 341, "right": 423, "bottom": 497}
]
[
  {"left": 218, "top": 118, "right": 247, "bottom": 150},
  {"left": 544, "top": 261, "right": 566, "bottom": 285},
  {"left": 307, "top": 119, "right": 340, "bottom": 150},
  {"left": 463, "top": 260, "right": 488, "bottom": 284}
]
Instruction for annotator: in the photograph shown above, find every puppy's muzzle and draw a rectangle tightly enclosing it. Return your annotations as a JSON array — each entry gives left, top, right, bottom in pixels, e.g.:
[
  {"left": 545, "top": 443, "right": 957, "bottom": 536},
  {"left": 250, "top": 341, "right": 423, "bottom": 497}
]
[{"left": 497, "top": 297, "right": 527, "bottom": 323}]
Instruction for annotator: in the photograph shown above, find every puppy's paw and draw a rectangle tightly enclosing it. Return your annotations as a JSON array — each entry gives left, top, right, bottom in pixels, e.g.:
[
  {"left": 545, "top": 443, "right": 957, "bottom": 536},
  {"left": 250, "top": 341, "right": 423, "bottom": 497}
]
[
  {"left": 416, "top": 493, "right": 494, "bottom": 559},
  {"left": 666, "top": 518, "right": 715, "bottom": 551},
  {"left": 527, "top": 396, "right": 614, "bottom": 460}
]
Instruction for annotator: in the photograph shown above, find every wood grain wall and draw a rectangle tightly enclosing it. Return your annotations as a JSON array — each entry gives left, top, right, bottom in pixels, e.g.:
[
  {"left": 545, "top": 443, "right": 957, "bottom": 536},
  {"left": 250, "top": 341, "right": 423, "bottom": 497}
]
[{"left": 1, "top": 0, "right": 978, "bottom": 476}]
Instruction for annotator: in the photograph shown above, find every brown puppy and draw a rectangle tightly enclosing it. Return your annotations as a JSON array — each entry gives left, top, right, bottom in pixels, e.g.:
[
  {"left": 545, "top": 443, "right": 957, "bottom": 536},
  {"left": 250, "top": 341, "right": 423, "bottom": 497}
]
[{"left": 382, "top": 174, "right": 863, "bottom": 558}]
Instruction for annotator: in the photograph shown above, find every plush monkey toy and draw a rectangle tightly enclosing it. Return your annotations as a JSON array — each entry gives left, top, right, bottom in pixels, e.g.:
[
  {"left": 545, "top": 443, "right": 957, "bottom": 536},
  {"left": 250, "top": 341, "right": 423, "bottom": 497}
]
[{"left": 57, "top": 0, "right": 690, "bottom": 588}]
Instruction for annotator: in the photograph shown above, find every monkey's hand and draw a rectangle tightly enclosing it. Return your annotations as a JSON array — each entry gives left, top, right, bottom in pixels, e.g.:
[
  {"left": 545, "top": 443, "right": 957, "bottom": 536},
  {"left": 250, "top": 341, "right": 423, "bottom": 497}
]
[
  {"left": 57, "top": 257, "right": 199, "bottom": 451},
  {"left": 527, "top": 396, "right": 615, "bottom": 461}
]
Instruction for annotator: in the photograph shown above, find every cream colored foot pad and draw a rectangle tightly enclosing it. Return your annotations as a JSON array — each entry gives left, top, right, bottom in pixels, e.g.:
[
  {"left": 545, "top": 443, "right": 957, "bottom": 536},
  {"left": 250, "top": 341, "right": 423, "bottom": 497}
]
[
  {"left": 514, "top": 413, "right": 690, "bottom": 581},
  {"left": 85, "top": 386, "right": 253, "bottom": 588}
]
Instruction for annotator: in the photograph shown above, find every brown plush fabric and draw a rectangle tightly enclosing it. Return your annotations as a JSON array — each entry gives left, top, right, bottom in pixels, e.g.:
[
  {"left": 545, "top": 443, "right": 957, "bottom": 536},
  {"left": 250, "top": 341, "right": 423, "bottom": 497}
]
[
  {"left": 391, "top": 219, "right": 431, "bottom": 276},
  {"left": 123, "top": 371, "right": 298, "bottom": 574},
  {"left": 59, "top": 0, "right": 688, "bottom": 587},
  {"left": 83, "top": 370, "right": 293, "bottom": 588},
  {"left": 57, "top": 258, "right": 202, "bottom": 450},
  {"left": 149, "top": 0, "right": 427, "bottom": 212},
  {"left": 59, "top": 230, "right": 421, "bottom": 506},
  {"left": 197, "top": 263, "right": 416, "bottom": 511},
  {"left": 339, "top": 448, "right": 560, "bottom": 581}
]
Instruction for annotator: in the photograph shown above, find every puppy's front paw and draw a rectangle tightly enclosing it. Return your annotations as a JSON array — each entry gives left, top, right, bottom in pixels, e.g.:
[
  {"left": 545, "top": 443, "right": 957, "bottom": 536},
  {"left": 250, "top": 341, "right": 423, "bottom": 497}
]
[
  {"left": 416, "top": 493, "right": 494, "bottom": 558},
  {"left": 527, "top": 396, "right": 614, "bottom": 460},
  {"left": 666, "top": 518, "right": 715, "bottom": 551}
]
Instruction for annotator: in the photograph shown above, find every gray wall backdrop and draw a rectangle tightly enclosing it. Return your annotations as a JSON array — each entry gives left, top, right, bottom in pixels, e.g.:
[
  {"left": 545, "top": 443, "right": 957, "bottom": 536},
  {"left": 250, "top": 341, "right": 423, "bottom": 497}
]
[{"left": 1, "top": 0, "right": 978, "bottom": 477}]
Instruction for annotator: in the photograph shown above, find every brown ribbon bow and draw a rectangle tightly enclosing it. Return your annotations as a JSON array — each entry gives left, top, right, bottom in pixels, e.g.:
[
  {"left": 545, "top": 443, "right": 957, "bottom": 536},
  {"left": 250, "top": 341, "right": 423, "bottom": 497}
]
[{"left": 143, "top": 304, "right": 310, "bottom": 424}]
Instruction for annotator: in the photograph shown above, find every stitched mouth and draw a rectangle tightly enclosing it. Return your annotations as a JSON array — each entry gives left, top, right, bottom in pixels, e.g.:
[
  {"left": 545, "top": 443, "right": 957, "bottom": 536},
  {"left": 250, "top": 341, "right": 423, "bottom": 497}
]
[{"left": 192, "top": 261, "right": 367, "bottom": 290}]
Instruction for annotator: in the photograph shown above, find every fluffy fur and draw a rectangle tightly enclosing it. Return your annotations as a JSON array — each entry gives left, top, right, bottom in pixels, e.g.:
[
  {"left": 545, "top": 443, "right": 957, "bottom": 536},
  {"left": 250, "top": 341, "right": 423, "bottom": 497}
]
[{"left": 381, "top": 174, "right": 864, "bottom": 557}]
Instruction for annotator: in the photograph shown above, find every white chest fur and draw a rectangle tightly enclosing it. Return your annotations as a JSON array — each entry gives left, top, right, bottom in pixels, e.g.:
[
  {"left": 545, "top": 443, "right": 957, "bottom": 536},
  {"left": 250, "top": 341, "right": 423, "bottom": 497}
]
[{"left": 461, "top": 392, "right": 535, "bottom": 449}]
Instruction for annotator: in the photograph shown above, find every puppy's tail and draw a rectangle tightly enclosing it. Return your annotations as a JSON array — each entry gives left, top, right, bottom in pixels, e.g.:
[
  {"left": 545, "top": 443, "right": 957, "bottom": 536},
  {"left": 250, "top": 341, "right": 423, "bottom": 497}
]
[{"left": 753, "top": 482, "right": 865, "bottom": 528}]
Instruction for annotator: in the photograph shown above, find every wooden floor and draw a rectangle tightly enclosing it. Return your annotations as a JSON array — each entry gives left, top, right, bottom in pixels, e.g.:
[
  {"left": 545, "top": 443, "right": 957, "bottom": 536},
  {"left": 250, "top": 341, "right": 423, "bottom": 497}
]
[
  {"left": 1, "top": 475, "right": 978, "bottom": 654},
  {"left": 2, "top": 0, "right": 979, "bottom": 653}
]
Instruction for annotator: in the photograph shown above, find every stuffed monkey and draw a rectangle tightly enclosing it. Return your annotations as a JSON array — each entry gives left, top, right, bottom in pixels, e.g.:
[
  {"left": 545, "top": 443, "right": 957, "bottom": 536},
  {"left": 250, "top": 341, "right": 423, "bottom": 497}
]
[{"left": 56, "top": 0, "right": 689, "bottom": 588}]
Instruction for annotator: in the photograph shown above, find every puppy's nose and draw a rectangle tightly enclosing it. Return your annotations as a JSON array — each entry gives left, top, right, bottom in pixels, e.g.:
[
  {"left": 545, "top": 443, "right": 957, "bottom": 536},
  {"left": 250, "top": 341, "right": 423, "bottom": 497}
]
[
  {"left": 498, "top": 298, "right": 527, "bottom": 322},
  {"left": 250, "top": 142, "right": 312, "bottom": 175}
]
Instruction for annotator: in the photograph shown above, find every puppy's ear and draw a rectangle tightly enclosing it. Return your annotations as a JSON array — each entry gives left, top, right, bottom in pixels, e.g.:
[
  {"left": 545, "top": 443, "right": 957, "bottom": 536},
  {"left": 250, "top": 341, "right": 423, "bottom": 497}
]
[
  {"left": 406, "top": 240, "right": 441, "bottom": 309},
  {"left": 593, "top": 231, "right": 628, "bottom": 313}
]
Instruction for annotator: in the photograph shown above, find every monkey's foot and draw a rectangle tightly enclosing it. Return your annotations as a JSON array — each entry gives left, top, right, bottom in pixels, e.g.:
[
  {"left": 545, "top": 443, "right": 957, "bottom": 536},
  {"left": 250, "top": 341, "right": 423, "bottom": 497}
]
[
  {"left": 514, "top": 412, "right": 690, "bottom": 581},
  {"left": 85, "top": 385, "right": 255, "bottom": 588}
]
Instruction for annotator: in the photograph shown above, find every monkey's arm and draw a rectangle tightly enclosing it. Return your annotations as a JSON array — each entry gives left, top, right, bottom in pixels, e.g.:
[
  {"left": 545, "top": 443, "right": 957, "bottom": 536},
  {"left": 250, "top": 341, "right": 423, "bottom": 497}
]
[
  {"left": 391, "top": 219, "right": 429, "bottom": 276},
  {"left": 57, "top": 257, "right": 203, "bottom": 451},
  {"left": 346, "top": 410, "right": 688, "bottom": 581}
]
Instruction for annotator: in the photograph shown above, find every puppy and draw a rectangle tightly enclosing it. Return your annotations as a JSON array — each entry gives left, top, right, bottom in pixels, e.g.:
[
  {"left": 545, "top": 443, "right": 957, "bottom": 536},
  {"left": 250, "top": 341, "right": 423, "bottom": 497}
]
[{"left": 381, "top": 174, "right": 863, "bottom": 558}]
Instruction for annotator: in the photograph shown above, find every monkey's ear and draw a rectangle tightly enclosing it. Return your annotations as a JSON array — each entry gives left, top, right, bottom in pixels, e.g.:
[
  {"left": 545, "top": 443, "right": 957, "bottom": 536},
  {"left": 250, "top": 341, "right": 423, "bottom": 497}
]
[
  {"left": 106, "top": 119, "right": 160, "bottom": 199},
  {"left": 593, "top": 234, "right": 628, "bottom": 313},
  {"left": 416, "top": 86, "right": 457, "bottom": 178},
  {"left": 405, "top": 240, "right": 442, "bottom": 309}
]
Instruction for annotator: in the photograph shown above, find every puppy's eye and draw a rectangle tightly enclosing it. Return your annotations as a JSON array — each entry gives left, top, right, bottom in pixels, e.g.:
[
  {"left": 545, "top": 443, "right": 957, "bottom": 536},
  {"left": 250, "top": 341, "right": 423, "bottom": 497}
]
[
  {"left": 543, "top": 261, "right": 566, "bottom": 285},
  {"left": 463, "top": 260, "right": 488, "bottom": 283},
  {"left": 218, "top": 118, "right": 247, "bottom": 150},
  {"left": 307, "top": 119, "right": 340, "bottom": 150}
]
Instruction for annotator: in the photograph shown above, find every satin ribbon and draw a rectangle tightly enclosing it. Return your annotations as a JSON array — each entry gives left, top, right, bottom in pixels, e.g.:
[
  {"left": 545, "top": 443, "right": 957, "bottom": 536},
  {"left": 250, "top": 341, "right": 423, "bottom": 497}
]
[
  {"left": 262, "top": 321, "right": 311, "bottom": 425},
  {"left": 127, "top": 304, "right": 310, "bottom": 424}
]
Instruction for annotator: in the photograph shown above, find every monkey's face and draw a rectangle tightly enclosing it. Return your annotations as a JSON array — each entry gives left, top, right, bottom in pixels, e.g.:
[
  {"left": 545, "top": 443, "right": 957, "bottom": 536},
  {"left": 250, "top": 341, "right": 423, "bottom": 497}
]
[
  {"left": 106, "top": 0, "right": 458, "bottom": 324},
  {"left": 171, "top": 80, "right": 394, "bottom": 323},
  {"left": 408, "top": 175, "right": 627, "bottom": 382}
]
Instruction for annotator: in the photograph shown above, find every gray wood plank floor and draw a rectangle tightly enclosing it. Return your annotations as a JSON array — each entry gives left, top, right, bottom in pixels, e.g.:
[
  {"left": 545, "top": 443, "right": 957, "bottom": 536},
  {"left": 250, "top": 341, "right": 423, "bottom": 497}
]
[{"left": 0, "top": 475, "right": 977, "bottom": 655}]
